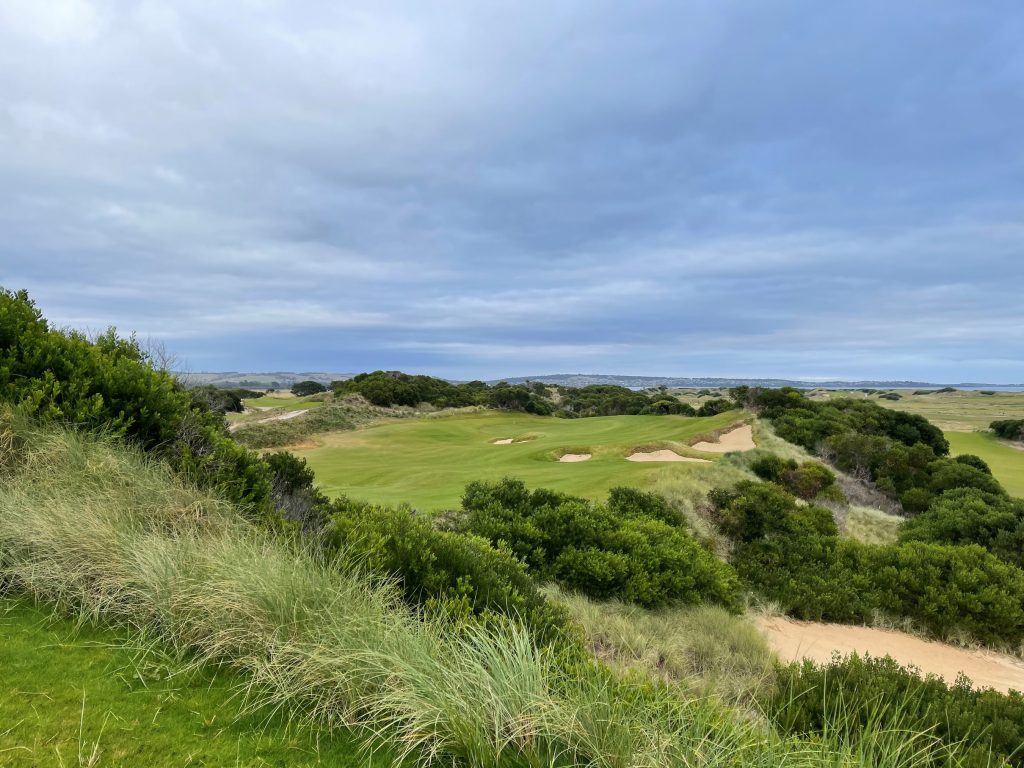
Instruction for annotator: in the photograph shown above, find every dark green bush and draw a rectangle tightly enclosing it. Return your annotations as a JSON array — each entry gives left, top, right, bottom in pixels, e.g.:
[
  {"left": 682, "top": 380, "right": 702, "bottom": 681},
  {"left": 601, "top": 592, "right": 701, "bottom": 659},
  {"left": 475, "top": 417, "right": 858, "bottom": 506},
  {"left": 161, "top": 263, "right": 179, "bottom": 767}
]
[
  {"left": 992, "top": 420, "right": 1024, "bottom": 441},
  {"left": 900, "top": 488, "right": 1024, "bottom": 568},
  {"left": 713, "top": 481, "right": 1024, "bottom": 645},
  {"left": 291, "top": 380, "right": 327, "bottom": 396},
  {"left": 324, "top": 497, "right": 568, "bottom": 644},
  {"left": 767, "top": 653, "right": 1024, "bottom": 768},
  {"left": 461, "top": 479, "right": 741, "bottom": 610},
  {"left": 696, "top": 398, "right": 736, "bottom": 417},
  {"left": 0, "top": 289, "right": 277, "bottom": 520}
]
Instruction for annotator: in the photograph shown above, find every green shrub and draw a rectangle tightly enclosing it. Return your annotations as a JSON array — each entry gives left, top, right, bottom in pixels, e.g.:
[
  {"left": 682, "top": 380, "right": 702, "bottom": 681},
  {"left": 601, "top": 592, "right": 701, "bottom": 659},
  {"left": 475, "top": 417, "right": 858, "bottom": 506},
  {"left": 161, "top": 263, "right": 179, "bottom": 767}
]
[
  {"left": 768, "top": 654, "right": 1024, "bottom": 768},
  {"left": 290, "top": 380, "right": 327, "bottom": 396},
  {"left": 0, "top": 289, "right": 277, "bottom": 520},
  {"left": 900, "top": 488, "right": 1024, "bottom": 568},
  {"left": 992, "top": 419, "right": 1024, "bottom": 441},
  {"left": 461, "top": 479, "right": 741, "bottom": 610},
  {"left": 324, "top": 498, "right": 569, "bottom": 644}
]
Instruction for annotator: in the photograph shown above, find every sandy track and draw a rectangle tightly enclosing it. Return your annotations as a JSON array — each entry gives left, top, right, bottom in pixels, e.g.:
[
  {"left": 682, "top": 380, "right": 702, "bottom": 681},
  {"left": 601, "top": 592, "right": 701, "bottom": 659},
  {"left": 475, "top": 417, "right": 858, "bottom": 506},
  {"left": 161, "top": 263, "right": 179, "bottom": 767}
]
[
  {"left": 558, "top": 453, "right": 592, "bottom": 462},
  {"left": 493, "top": 438, "right": 513, "bottom": 445},
  {"left": 692, "top": 423, "right": 755, "bottom": 453},
  {"left": 626, "top": 450, "right": 710, "bottom": 463},
  {"left": 228, "top": 408, "right": 309, "bottom": 432},
  {"left": 756, "top": 616, "right": 1024, "bottom": 693}
]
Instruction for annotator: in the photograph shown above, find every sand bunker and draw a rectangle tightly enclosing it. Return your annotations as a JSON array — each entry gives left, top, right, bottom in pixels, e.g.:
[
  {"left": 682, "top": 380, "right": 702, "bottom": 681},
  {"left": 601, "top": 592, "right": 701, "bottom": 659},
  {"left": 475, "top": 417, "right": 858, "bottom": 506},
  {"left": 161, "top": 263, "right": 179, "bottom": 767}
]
[
  {"left": 756, "top": 616, "right": 1024, "bottom": 694},
  {"left": 492, "top": 438, "right": 513, "bottom": 445},
  {"left": 626, "top": 450, "right": 711, "bottom": 463},
  {"left": 228, "top": 408, "right": 309, "bottom": 433},
  {"left": 558, "top": 453, "right": 592, "bottom": 462},
  {"left": 692, "top": 423, "right": 755, "bottom": 453}
]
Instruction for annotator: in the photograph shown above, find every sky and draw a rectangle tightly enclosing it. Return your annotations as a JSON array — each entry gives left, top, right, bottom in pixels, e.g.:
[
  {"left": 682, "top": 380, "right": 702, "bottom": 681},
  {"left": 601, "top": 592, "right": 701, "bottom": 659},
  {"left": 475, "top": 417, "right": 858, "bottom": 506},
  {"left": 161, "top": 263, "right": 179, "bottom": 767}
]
[{"left": 1, "top": 1, "right": 1022, "bottom": 382}]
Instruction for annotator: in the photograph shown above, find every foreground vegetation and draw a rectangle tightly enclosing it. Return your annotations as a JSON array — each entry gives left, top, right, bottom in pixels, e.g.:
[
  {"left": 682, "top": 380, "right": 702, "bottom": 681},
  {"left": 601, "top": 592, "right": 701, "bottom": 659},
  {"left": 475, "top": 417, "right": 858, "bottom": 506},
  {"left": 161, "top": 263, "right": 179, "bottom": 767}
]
[
  {"left": 1, "top": 418, "right": 970, "bottom": 768},
  {"left": 0, "top": 600, "right": 376, "bottom": 767}
]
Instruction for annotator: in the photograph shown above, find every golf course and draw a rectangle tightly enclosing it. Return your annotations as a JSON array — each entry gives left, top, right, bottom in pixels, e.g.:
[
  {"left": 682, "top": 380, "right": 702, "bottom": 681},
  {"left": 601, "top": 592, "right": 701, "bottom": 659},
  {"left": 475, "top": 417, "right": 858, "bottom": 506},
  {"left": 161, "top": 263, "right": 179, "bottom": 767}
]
[
  {"left": 947, "top": 430, "right": 1024, "bottom": 497},
  {"left": 292, "top": 409, "right": 749, "bottom": 509}
]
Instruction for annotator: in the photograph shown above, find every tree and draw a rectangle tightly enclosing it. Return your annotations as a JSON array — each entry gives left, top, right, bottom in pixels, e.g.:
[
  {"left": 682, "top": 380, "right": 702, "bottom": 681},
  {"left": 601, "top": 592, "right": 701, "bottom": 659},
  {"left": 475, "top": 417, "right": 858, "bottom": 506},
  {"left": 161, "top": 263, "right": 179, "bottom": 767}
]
[{"left": 291, "top": 380, "right": 327, "bottom": 396}]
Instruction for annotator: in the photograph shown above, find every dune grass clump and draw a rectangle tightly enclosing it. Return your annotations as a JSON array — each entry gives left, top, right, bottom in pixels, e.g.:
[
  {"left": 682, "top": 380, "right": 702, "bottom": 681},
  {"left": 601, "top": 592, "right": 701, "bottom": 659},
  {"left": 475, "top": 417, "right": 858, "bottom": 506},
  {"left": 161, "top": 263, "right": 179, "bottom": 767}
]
[{"left": 0, "top": 418, "right": 976, "bottom": 768}]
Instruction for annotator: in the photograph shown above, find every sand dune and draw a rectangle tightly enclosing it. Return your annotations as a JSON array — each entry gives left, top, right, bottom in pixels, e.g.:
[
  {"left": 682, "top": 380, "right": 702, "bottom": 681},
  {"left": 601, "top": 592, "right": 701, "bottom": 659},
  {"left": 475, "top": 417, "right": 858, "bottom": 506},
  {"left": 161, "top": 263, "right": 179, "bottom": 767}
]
[
  {"left": 756, "top": 616, "right": 1024, "bottom": 694},
  {"left": 692, "top": 423, "right": 755, "bottom": 453},
  {"left": 626, "top": 450, "right": 710, "bottom": 463}
]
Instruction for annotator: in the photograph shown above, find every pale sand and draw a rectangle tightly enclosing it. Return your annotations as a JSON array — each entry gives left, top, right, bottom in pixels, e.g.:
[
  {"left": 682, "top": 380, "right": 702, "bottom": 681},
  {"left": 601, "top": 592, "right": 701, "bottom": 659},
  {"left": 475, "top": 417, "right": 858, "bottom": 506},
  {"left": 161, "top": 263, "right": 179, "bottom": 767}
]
[
  {"left": 492, "top": 438, "right": 513, "bottom": 445},
  {"left": 626, "top": 450, "right": 711, "bottom": 463},
  {"left": 692, "top": 423, "right": 755, "bottom": 453},
  {"left": 228, "top": 408, "right": 309, "bottom": 432},
  {"left": 559, "top": 453, "right": 592, "bottom": 462},
  {"left": 756, "top": 616, "right": 1024, "bottom": 694}
]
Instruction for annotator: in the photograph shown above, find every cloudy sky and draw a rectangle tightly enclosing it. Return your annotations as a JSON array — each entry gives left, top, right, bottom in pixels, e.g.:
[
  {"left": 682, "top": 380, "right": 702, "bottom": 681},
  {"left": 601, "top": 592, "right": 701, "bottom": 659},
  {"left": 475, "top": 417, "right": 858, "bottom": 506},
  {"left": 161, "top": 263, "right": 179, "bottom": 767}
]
[{"left": 1, "top": 1, "right": 1022, "bottom": 382}]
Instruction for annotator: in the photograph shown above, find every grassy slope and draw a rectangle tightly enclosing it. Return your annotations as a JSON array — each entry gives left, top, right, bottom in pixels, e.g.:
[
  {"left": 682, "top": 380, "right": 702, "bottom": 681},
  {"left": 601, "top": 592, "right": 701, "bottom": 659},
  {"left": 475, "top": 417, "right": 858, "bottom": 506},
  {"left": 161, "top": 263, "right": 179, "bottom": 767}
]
[
  {"left": 293, "top": 410, "right": 744, "bottom": 509},
  {"left": 0, "top": 601, "right": 376, "bottom": 768},
  {"left": 946, "top": 430, "right": 1024, "bottom": 497},
  {"left": 243, "top": 395, "right": 324, "bottom": 410}
]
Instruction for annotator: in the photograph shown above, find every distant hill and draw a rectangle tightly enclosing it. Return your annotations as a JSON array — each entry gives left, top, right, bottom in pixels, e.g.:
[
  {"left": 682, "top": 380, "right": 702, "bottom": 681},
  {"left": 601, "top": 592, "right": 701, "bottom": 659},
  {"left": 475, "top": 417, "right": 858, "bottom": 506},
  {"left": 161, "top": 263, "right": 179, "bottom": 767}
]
[
  {"left": 181, "top": 371, "right": 1024, "bottom": 391},
  {"left": 486, "top": 374, "right": 1024, "bottom": 390},
  {"left": 180, "top": 372, "right": 353, "bottom": 389}
]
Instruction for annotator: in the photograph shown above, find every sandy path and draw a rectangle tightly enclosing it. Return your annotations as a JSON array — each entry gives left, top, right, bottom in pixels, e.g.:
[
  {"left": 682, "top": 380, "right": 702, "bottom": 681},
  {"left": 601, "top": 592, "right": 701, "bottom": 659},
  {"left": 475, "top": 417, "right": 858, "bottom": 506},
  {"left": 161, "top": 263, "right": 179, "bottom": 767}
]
[
  {"left": 228, "top": 408, "right": 310, "bottom": 432},
  {"left": 559, "top": 453, "right": 592, "bottom": 462},
  {"left": 626, "top": 450, "right": 711, "bottom": 463},
  {"left": 493, "top": 438, "right": 513, "bottom": 445},
  {"left": 692, "top": 423, "right": 755, "bottom": 453},
  {"left": 756, "top": 616, "right": 1024, "bottom": 693}
]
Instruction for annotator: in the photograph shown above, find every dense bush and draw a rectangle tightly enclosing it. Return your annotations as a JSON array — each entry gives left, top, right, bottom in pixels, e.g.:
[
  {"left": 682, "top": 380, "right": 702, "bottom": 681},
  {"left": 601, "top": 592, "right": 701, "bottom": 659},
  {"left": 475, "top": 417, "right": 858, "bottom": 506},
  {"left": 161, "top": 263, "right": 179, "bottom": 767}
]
[
  {"left": 189, "top": 385, "right": 259, "bottom": 413},
  {"left": 768, "top": 654, "right": 1024, "bottom": 768},
  {"left": 754, "top": 387, "right": 948, "bottom": 455},
  {"left": 992, "top": 419, "right": 1024, "bottom": 441},
  {"left": 291, "top": 380, "right": 327, "bottom": 396},
  {"left": 335, "top": 370, "right": 723, "bottom": 419},
  {"left": 900, "top": 488, "right": 1024, "bottom": 568},
  {"left": 712, "top": 481, "right": 1024, "bottom": 645},
  {"left": 324, "top": 498, "right": 569, "bottom": 644},
  {"left": 460, "top": 479, "right": 741, "bottom": 610},
  {"left": 750, "top": 455, "right": 843, "bottom": 501},
  {"left": 0, "top": 289, "right": 279, "bottom": 519}
]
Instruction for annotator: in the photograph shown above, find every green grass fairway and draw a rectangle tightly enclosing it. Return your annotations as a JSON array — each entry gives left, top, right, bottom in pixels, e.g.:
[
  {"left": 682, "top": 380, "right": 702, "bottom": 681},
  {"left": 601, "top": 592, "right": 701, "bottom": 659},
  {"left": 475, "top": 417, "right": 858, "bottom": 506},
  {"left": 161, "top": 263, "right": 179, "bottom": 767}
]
[
  {"left": 946, "top": 431, "right": 1024, "bottom": 498},
  {"left": 243, "top": 394, "right": 324, "bottom": 410},
  {"left": 0, "top": 600, "right": 384, "bottom": 767},
  {"left": 293, "top": 410, "right": 746, "bottom": 510}
]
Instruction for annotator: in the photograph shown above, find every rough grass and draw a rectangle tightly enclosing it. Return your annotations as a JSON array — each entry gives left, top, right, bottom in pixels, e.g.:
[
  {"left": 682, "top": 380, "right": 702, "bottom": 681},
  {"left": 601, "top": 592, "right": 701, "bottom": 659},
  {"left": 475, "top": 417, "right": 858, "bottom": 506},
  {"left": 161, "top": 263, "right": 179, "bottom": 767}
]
[
  {"left": 0, "top": 417, "right": 970, "bottom": 768},
  {"left": 841, "top": 506, "right": 904, "bottom": 545},
  {"left": 0, "top": 599, "right": 379, "bottom": 767},
  {"left": 550, "top": 588, "right": 777, "bottom": 709},
  {"left": 292, "top": 409, "right": 747, "bottom": 510},
  {"left": 946, "top": 430, "right": 1024, "bottom": 498}
]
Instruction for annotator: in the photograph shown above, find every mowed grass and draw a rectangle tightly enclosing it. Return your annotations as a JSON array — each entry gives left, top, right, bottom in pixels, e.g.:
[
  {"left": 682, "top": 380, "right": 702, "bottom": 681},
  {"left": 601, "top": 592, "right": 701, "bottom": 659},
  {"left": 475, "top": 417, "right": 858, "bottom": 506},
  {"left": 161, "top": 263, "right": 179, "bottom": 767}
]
[
  {"left": 946, "top": 430, "right": 1024, "bottom": 497},
  {"left": 293, "top": 410, "right": 745, "bottom": 509},
  {"left": 0, "top": 601, "right": 376, "bottom": 768}
]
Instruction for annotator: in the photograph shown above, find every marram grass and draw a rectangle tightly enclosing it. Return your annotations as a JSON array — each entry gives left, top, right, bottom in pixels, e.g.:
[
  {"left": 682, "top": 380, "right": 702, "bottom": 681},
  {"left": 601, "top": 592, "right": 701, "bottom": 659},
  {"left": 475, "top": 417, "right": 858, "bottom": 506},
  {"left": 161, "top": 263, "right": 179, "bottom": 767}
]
[{"left": 0, "top": 416, "right": 974, "bottom": 767}]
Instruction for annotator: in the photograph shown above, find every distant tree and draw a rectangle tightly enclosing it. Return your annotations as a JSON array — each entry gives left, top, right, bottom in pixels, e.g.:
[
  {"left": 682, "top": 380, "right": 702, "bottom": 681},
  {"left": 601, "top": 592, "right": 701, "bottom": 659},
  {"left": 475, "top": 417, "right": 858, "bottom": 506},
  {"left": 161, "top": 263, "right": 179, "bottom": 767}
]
[{"left": 291, "top": 380, "right": 327, "bottom": 396}]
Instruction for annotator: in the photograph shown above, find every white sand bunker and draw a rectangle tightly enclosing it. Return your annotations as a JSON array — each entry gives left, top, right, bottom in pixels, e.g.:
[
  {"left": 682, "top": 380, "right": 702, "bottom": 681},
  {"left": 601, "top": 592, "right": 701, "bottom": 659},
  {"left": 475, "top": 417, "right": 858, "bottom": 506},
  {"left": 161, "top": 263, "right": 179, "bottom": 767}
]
[
  {"left": 756, "top": 616, "right": 1024, "bottom": 694},
  {"left": 492, "top": 438, "right": 514, "bottom": 445},
  {"left": 559, "top": 453, "right": 592, "bottom": 463},
  {"left": 692, "top": 423, "right": 755, "bottom": 453},
  {"left": 626, "top": 450, "right": 711, "bottom": 463}
]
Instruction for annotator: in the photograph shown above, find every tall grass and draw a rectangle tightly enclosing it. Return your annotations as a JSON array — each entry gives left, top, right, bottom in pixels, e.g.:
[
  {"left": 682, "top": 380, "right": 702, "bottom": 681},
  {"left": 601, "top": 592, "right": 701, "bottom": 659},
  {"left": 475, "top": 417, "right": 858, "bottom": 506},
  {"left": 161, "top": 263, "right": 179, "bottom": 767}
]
[
  {"left": 0, "top": 416, "right": 972, "bottom": 768},
  {"left": 550, "top": 587, "right": 777, "bottom": 709}
]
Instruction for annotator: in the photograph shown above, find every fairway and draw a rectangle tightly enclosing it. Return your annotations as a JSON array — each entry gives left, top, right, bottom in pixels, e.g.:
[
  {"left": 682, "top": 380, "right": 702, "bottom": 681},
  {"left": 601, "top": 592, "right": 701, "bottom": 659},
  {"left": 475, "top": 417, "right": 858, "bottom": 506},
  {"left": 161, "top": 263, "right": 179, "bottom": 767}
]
[
  {"left": 861, "top": 389, "right": 1024, "bottom": 431},
  {"left": 946, "top": 431, "right": 1024, "bottom": 498},
  {"left": 293, "top": 410, "right": 746, "bottom": 510}
]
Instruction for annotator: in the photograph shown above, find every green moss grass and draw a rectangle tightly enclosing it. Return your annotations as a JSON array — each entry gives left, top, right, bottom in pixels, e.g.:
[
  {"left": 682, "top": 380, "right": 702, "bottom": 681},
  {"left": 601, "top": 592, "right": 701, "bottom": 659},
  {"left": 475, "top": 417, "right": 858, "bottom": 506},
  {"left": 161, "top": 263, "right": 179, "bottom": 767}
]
[
  {"left": 0, "top": 600, "right": 378, "bottom": 768},
  {"left": 292, "top": 410, "right": 746, "bottom": 509}
]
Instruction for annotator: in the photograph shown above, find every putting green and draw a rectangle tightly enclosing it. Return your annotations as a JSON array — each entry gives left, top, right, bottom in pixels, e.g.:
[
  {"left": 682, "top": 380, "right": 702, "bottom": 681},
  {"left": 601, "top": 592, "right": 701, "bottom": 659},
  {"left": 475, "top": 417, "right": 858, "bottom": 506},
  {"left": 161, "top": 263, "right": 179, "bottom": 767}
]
[
  {"left": 946, "top": 431, "right": 1024, "bottom": 498},
  {"left": 293, "top": 410, "right": 747, "bottom": 510}
]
